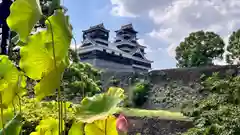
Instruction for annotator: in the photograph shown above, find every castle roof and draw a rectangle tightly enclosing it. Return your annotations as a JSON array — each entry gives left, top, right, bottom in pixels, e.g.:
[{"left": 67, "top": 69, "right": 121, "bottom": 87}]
[
  {"left": 83, "top": 23, "right": 110, "bottom": 33},
  {"left": 115, "top": 23, "right": 138, "bottom": 33}
]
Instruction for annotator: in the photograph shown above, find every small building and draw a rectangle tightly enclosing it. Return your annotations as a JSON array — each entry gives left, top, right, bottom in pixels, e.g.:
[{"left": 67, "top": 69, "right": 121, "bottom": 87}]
[{"left": 78, "top": 23, "right": 153, "bottom": 73}]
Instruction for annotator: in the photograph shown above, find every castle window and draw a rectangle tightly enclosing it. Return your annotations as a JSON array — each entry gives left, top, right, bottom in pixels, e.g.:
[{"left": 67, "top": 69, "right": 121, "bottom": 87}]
[
  {"left": 103, "top": 49, "right": 106, "bottom": 52},
  {"left": 133, "top": 53, "right": 144, "bottom": 59},
  {"left": 115, "top": 39, "right": 121, "bottom": 42},
  {"left": 96, "top": 41, "right": 108, "bottom": 46},
  {"left": 131, "top": 40, "right": 137, "bottom": 44},
  {"left": 123, "top": 36, "right": 130, "bottom": 40},
  {"left": 112, "top": 51, "right": 115, "bottom": 55},
  {"left": 120, "top": 54, "right": 122, "bottom": 57}
]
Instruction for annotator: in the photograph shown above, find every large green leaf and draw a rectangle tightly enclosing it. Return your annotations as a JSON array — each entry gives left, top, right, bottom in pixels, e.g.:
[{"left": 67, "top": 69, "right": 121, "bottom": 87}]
[
  {"left": 19, "top": 31, "right": 54, "bottom": 80},
  {"left": 34, "top": 60, "right": 67, "bottom": 100},
  {"left": 75, "top": 87, "right": 125, "bottom": 123},
  {"left": 84, "top": 115, "right": 118, "bottom": 135},
  {"left": 7, "top": 0, "right": 42, "bottom": 42},
  {"left": 0, "top": 55, "right": 26, "bottom": 107},
  {"left": 0, "top": 108, "right": 14, "bottom": 129},
  {"left": 19, "top": 10, "right": 72, "bottom": 100},
  {"left": 30, "top": 118, "right": 64, "bottom": 135},
  {"left": 0, "top": 114, "right": 23, "bottom": 135},
  {"left": 45, "top": 10, "right": 72, "bottom": 61},
  {"left": 68, "top": 121, "right": 84, "bottom": 135}
]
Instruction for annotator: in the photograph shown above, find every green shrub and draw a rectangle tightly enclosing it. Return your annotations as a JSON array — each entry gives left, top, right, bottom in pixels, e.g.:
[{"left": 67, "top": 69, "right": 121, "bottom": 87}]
[
  {"left": 182, "top": 73, "right": 240, "bottom": 135},
  {"left": 131, "top": 81, "right": 150, "bottom": 107},
  {"left": 20, "top": 97, "right": 75, "bottom": 134}
]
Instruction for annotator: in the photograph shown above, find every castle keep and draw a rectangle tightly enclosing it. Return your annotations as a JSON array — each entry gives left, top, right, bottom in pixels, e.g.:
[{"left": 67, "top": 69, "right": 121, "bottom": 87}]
[{"left": 77, "top": 23, "right": 153, "bottom": 72}]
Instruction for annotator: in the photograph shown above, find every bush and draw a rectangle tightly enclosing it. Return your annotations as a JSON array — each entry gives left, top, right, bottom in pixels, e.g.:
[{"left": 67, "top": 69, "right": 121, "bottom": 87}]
[
  {"left": 182, "top": 73, "right": 240, "bottom": 135},
  {"left": 131, "top": 80, "right": 151, "bottom": 107},
  {"left": 20, "top": 97, "right": 75, "bottom": 134}
]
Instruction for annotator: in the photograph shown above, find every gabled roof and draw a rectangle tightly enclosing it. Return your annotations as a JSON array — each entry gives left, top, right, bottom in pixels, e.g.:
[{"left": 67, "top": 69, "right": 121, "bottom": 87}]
[
  {"left": 121, "top": 23, "right": 134, "bottom": 29},
  {"left": 83, "top": 23, "right": 110, "bottom": 33},
  {"left": 131, "top": 47, "right": 148, "bottom": 60},
  {"left": 81, "top": 35, "right": 98, "bottom": 46},
  {"left": 82, "top": 38, "right": 94, "bottom": 45},
  {"left": 90, "top": 23, "right": 105, "bottom": 29},
  {"left": 115, "top": 23, "right": 138, "bottom": 33}
]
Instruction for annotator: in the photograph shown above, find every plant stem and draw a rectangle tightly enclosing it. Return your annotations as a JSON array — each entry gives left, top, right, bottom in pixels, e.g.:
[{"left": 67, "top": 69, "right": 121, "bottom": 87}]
[
  {"left": 105, "top": 118, "right": 107, "bottom": 135},
  {"left": 0, "top": 93, "right": 5, "bottom": 135},
  {"left": 60, "top": 100, "right": 63, "bottom": 132},
  {"left": 73, "top": 37, "right": 77, "bottom": 53},
  {"left": 63, "top": 101, "right": 67, "bottom": 135},
  {"left": 46, "top": 18, "right": 63, "bottom": 135}
]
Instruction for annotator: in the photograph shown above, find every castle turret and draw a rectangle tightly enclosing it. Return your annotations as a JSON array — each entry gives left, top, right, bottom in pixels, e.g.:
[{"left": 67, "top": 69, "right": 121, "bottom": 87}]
[
  {"left": 114, "top": 24, "right": 146, "bottom": 54},
  {"left": 82, "top": 23, "right": 109, "bottom": 47},
  {"left": 113, "top": 24, "right": 152, "bottom": 71}
]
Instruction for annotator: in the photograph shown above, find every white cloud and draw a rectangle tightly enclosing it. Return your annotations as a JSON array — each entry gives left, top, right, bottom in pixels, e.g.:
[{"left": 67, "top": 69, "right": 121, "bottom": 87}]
[
  {"left": 110, "top": 0, "right": 172, "bottom": 17},
  {"left": 110, "top": 0, "right": 240, "bottom": 68},
  {"left": 148, "top": 28, "right": 173, "bottom": 43},
  {"left": 110, "top": 0, "right": 137, "bottom": 17},
  {"left": 166, "top": 43, "right": 178, "bottom": 58},
  {"left": 138, "top": 38, "right": 153, "bottom": 53}
]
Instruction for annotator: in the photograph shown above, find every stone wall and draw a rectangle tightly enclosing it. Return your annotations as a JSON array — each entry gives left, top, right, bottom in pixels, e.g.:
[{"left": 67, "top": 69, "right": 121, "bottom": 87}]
[
  {"left": 146, "top": 65, "right": 239, "bottom": 110},
  {"left": 149, "top": 65, "right": 239, "bottom": 84},
  {"left": 127, "top": 117, "right": 193, "bottom": 135},
  {"left": 101, "top": 65, "right": 239, "bottom": 135}
]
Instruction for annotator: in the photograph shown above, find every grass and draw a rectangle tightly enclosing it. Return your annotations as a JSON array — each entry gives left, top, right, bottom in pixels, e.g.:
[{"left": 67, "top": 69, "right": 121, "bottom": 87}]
[{"left": 118, "top": 107, "right": 191, "bottom": 122}]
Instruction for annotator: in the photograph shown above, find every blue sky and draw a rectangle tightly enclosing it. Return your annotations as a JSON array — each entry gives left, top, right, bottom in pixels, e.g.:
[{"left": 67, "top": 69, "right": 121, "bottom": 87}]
[{"left": 63, "top": 0, "right": 240, "bottom": 69}]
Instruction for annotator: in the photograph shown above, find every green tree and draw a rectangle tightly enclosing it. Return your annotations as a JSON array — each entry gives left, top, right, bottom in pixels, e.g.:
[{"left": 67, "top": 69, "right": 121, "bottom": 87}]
[
  {"left": 60, "top": 49, "right": 102, "bottom": 101},
  {"left": 182, "top": 73, "right": 240, "bottom": 135},
  {"left": 175, "top": 31, "right": 225, "bottom": 68},
  {"left": 226, "top": 29, "right": 240, "bottom": 65},
  {"left": 62, "top": 62, "right": 102, "bottom": 101}
]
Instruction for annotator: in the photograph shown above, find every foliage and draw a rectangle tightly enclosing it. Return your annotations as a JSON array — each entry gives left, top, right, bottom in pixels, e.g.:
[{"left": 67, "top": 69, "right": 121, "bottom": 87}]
[
  {"left": 18, "top": 97, "right": 74, "bottom": 134},
  {"left": 131, "top": 80, "right": 150, "bottom": 107},
  {"left": 20, "top": 87, "right": 188, "bottom": 134},
  {"left": 182, "top": 73, "right": 240, "bottom": 135},
  {"left": 7, "top": 0, "right": 43, "bottom": 42},
  {"left": 226, "top": 29, "right": 240, "bottom": 64},
  {"left": 175, "top": 31, "right": 225, "bottom": 67},
  {"left": 68, "top": 121, "right": 84, "bottom": 135},
  {"left": 33, "top": 115, "right": 119, "bottom": 135},
  {"left": 75, "top": 87, "right": 125, "bottom": 123},
  {"left": 22, "top": 87, "right": 187, "bottom": 134},
  {"left": 122, "top": 76, "right": 151, "bottom": 108},
  {"left": 17, "top": 9, "right": 71, "bottom": 100},
  {"left": 30, "top": 118, "right": 64, "bottom": 135},
  {"left": 150, "top": 81, "right": 201, "bottom": 110},
  {"left": 0, "top": 55, "right": 26, "bottom": 107},
  {"left": 0, "top": 0, "right": 190, "bottom": 135},
  {"left": 0, "top": 114, "right": 23, "bottom": 135},
  {"left": 0, "top": 108, "right": 14, "bottom": 129},
  {"left": 84, "top": 115, "right": 118, "bottom": 135},
  {"left": 63, "top": 62, "right": 101, "bottom": 101},
  {"left": 21, "top": 97, "right": 75, "bottom": 123},
  {"left": 6, "top": 0, "right": 72, "bottom": 101},
  {"left": 68, "top": 48, "right": 80, "bottom": 63},
  {"left": 110, "top": 79, "right": 121, "bottom": 87}
]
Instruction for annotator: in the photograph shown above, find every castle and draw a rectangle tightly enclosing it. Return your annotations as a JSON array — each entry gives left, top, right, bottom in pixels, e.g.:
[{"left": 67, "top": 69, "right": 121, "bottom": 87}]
[{"left": 77, "top": 23, "right": 153, "bottom": 72}]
